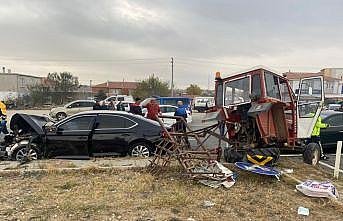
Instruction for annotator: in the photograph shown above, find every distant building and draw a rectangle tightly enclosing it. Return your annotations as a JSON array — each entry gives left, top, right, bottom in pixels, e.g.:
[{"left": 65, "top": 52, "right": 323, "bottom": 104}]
[
  {"left": 92, "top": 81, "right": 138, "bottom": 96},
  {"left": 283, "top": 71, "right": 342, "bottom": 97},
  {"left": 0, "top": 69, "right": 42, "bottom": 100},
  {"left": 321, "top": 68, "right": 343, "bottom": 94}
]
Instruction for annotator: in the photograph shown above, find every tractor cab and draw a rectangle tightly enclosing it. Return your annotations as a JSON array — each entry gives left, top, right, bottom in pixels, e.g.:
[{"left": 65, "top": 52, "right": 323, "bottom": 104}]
[{"left": 214, "top": 66, "right": 324, "bottom": 165}]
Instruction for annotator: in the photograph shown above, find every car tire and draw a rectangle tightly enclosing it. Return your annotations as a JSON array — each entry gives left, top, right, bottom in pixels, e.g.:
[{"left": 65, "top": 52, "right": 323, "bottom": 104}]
[
  {"left": 56, "top": 112, "right": 67, "bottom": 121},
  {"left": 129, "top": 142, "right": 151, "bottom": 157},
  {"left": 303, "top": 142, "right": 321, "bottom": 166},
  {"left": 13, "top": 145, "right": 39, "bottom": 162}
]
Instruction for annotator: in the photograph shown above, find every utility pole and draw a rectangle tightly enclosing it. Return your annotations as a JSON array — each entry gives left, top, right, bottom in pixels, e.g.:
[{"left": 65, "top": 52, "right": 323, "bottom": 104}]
[
  {"left": 90, "top": 80, "right": 92, "bottom": 99},
  {"left": 171, "top": 57, "right": 174, "bottom": 96}
]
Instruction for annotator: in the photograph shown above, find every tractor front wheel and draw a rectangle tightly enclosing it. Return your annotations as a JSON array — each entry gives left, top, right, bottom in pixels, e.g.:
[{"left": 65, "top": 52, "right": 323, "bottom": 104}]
[{"left": 303, "top": 142, "right": 321, "bottom": 166}]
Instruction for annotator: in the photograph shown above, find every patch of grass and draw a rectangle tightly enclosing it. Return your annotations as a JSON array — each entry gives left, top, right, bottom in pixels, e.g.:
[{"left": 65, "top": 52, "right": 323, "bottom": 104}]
[{"left": 0, "top": 158, "right": 342, "bottom": 221}]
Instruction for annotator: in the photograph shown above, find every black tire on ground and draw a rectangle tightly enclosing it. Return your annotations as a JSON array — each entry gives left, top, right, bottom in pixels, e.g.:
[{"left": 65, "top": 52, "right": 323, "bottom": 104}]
[
  {"left": 303, "top": 142, "right": 321, "bottom": 166},
  {"left": 13, "top": 145, "right": 39, "bottom": 162},
  {"left": 129, "top": 142, "right": 152, "bottom": 157},
  {"left": 245, "top": 147, "right": 281, "bottom": 166},
  {"left": 224, "top": 148, "right": 244, "bottom": 163}
]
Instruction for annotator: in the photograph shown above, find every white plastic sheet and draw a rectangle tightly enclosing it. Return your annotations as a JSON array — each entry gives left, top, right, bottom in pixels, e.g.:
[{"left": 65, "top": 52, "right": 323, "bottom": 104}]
[
  {"left": 296, "top": 180, "right": 339, "bottom": 199},
  {"left": 195, "top": 161, "right": 236, "bottom": 189}
]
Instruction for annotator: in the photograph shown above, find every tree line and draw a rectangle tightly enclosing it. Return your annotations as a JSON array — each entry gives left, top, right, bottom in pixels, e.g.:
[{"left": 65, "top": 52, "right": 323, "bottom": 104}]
[{"left": 27, "top": 72, "right": 211, "bottom": 106}]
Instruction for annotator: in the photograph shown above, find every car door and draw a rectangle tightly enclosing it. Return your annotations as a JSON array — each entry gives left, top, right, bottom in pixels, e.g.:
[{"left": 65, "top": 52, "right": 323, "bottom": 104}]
[
  {"left": 90, "top": 114, "right": 138, "bottom": 156},
  {"left": 66, "top": 101, "right": 82, "bottom": 115},
  {"left": 79, "top": 101, "right": 95, "bottom": 112},
  {"left": 321, "top": 113, "right": 343, "bottom": 150},
  {"left": 162, "top": 106, "right": 177, "bottom": 125},
  {"left": 296, "top": 77, "right": 324, "bottom": 138},
  {"left": 46, "top": 115, "right": 96, "bottom": 158}
]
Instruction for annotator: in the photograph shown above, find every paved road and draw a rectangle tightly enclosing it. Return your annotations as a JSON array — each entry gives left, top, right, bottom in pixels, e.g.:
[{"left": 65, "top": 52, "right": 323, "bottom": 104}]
[{"left": 5, "top": 109, "right": 342, "bottom": 171}]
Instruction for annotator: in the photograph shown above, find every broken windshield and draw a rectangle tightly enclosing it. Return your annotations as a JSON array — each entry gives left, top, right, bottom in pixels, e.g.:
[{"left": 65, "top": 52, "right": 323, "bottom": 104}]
[{"left": 224, "top": 77, "right": 250, "bottom": 106}]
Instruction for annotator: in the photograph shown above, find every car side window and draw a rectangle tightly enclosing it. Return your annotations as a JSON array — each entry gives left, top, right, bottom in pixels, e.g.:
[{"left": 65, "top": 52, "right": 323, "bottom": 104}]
[
  {"left": 69, "top": 102, "right": 80, "bottom": 108},
  {"left": 325, "top": 114, "right": 343, "bottom": 127},
  {"left": 160, "top": 107, "right": 167, "bottom": 113},
  {"left": 80, "top": 102, "right": 94, "bottom": 107},
  {"left": 59, "top": 116, "right": 95, "bottom": 131},
  {"left": 96, "top": 115, "right": 136, "bottom": 129},
  {"left": 167, "top": 107, "right": 177, "bottom": 113}
]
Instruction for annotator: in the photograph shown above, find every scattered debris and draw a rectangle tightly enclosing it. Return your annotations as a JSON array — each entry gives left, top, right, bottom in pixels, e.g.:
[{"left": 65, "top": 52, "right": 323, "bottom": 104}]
[
  {"left": 149, "top": 116, "right": 231, "bottom": 185},
  {"left": 203, "top": 200, "right": 215, "bottom": 208},
  {"left": 282, "top": 168, "right": 294, "bottom": 174},
  {"left": 297, "top": 206, "right": 310, "bottom": 216},
  {"left": 196, "top": 161, "right": 236, "bottom": 188},
  {"left": 296, "top": 180, "right": 339, "bottom": 199},
  {"left": 234, "top": 162, "right": 281, "bottom": 180}
]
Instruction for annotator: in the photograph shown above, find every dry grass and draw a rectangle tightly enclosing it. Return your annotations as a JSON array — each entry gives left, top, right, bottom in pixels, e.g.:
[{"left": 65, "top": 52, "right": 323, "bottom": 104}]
[{"left": 0, "top": 158, "right": 342, "bottom": 221}]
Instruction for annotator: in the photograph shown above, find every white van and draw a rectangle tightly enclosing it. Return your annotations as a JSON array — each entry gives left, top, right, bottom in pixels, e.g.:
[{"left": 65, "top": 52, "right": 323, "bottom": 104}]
[
  {"left": 102, "top": 95, "right": 134, "bottom": 105},
  {"left": 193, "top": 97, "right": 215, "bottom": 112}
]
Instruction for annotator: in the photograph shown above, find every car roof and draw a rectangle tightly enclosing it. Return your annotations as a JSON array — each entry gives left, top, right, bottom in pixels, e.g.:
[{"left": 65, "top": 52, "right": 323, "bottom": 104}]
[
  {"left": 321, "top": 110, "right": 343, "bottom": 119},
  {"left": 57, "top": 110, "right": 162, "bottom": 127},
  {"left": 71, "top": 100, "right": 95, "bottom": 103},
  {"left": 159, "top": 105, "right": 177, "bottom": 108}
]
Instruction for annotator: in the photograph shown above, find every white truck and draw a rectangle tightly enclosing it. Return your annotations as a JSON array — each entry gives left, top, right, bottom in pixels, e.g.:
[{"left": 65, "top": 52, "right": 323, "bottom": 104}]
[{"left": 193, "top": 96, "right": 215, "bottom": 112}]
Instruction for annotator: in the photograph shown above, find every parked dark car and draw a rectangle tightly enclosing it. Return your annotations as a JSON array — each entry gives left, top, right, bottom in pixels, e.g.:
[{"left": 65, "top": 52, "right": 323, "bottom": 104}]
[
  {"left": 320, "top": 111, "right": 343, "bottom": 152},
  {"left": 6, "top": 111, "right": 164, "bottom": 161}
]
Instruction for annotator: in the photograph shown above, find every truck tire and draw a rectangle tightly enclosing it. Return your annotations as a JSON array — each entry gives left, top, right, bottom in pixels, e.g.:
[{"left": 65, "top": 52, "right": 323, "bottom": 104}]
[
  {"left": 303, "top": 142, "right": 321, "bottom": 166},
  {"left": 224, "top": 148, "right": 243, "bottom": 163}
]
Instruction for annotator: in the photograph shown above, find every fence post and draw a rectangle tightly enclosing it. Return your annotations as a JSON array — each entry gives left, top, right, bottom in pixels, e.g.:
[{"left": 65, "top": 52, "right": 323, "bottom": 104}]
[{"left": 334, "top": 141, "right": 342, "bottom": 179}]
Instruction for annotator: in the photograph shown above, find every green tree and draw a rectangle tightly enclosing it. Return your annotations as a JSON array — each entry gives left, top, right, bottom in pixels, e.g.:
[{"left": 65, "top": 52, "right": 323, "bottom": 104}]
[
  {"left": 28, "top": 83, "right": 51, "bottom": 106},
  {"left": 186, "top": 84, "right": 202, "bottom": 95},
  {"left": 47, "top": 72, "right": 79, "bottom": 104},
  {"left": 95, "top": 90, "right": 107, "bottom": 101},
  {"left": 133, "top": 74, "right": 170, "bottom": 98}
]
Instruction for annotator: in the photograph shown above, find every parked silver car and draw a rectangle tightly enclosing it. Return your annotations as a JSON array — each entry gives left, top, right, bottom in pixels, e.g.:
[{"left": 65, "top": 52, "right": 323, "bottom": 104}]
[{"left": 49, "top": 100, "right": 96, "bottom": 121}]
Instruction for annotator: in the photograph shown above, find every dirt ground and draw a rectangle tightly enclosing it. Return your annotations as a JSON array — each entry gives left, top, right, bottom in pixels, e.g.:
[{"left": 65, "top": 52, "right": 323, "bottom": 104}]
[{"left": 0, "top": 158, "right": 342, "bottom": 221}]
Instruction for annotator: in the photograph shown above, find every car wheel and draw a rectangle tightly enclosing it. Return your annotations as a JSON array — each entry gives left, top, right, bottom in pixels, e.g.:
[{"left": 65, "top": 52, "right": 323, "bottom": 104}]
[
  {"left": 130, "top": 142, "right": 151, "bottom": 157},
  {"left": 303, "top": 142, "right": 321, "bottom": 166},
  {"left": 56, "top": 112, "right": 67, "bottom": 121},
  {"left": 14, "top": 146, "right": 39, "bottom": 161}
]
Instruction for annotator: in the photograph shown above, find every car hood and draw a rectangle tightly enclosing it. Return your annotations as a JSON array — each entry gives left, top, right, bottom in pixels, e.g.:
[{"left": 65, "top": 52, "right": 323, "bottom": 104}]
[{"left": 10, "top": 113, "right": 52, "bottom": 135}]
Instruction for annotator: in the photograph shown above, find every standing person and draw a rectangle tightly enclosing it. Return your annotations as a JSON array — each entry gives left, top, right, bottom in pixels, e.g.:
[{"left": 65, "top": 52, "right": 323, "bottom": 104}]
[
  {"left": 0, "top": 100, "right": 8, "bottom": 134},
  {"left": 116, "top": 101, "right": 125, "bottom": 111},
  {"left": 146, "top": 99, "right": 161, "bottom": 121},
  {"left": 129, "top": 98, "right": 143, "bottom": 115},
  {"left": 174, "top": 100, "right": 189, "bottom": 146},
  {"left": 108, "top": 101, "right": 115, "bottom": 110},
  {"left": 93, "top": 101, "right": 101, "bottom": 110},
  {"left": 311, "top": 113, "right": 329, "bottom": 160}
]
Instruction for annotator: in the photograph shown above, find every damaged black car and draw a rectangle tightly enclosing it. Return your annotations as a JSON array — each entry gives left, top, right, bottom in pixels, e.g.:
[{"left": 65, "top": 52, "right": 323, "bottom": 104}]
[{"left": 4, "top": 111, "right": 164, "bottom": 161}]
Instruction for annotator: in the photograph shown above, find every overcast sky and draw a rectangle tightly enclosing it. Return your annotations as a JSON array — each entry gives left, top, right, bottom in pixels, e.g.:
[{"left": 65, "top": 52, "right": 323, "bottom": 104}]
[{"left": 0, "top": 0, "right": 343, "bottom": 88}]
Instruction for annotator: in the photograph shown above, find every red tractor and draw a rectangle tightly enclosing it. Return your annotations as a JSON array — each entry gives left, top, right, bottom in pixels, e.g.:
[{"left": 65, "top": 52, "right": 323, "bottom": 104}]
[{"left": 214, "top": 66, "right": 325, "bottom": 166}]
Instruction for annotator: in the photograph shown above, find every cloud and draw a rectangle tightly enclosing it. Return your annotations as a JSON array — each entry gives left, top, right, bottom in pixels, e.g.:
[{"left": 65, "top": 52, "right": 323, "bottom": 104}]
[{"left": 0, "top": 0, "right": 343, "bottom": 88}]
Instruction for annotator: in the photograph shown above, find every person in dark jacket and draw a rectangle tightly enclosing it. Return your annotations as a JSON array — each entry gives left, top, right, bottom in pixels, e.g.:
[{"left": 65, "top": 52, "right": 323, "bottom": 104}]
[
  {"left": 174, "top": 101, "right": 189, "bottom": 146},
  {"left": 116, "top": 101, "right": 125, "bottom": 111},
  {"left": 93, "top": 101, "right": 101, "bottom": 110},
  {"left": 129, "top": 98, "right": 143, "bottom": 115}
]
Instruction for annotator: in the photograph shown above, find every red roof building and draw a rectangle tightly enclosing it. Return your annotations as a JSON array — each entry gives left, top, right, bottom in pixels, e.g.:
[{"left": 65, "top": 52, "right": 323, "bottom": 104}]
[{"left": 92, "top": 81, "right": 138, "bottom": 96}]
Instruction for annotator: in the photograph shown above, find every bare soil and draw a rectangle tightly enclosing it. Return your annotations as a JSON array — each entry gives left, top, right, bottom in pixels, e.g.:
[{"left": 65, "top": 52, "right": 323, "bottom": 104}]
[{"left": 0, "top": 158, "right": 342, "bottom": 221}]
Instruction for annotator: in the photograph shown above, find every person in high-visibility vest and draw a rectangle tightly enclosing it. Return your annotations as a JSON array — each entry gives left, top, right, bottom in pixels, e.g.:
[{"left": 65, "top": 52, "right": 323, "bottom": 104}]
[
  {"left": 310, "top": 113, "right": 328, "bottom": 160},
  {"left": 0, "top": 101, "right": 8, "bottom": 134}
]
